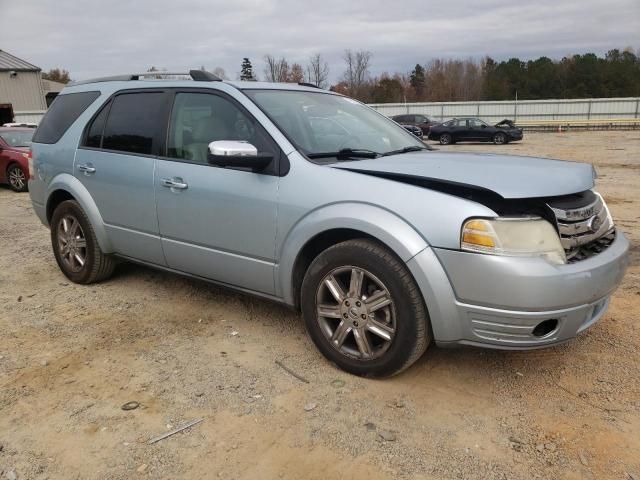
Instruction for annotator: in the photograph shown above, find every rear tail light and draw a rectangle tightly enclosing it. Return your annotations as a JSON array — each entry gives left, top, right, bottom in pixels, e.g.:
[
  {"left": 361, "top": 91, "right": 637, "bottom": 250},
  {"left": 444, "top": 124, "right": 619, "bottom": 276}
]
[{"left": 27, "top": 149, "right": 34, "bottom": 180}]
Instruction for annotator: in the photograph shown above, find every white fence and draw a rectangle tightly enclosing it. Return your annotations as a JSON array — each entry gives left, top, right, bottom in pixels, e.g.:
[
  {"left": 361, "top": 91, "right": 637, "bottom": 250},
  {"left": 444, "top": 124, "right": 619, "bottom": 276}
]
[
  {"left": 368, "top": 97, "right": 640, "bottom": 123},
  {"left": 12, "top": 98, "right": 640, "bottom": 127}
]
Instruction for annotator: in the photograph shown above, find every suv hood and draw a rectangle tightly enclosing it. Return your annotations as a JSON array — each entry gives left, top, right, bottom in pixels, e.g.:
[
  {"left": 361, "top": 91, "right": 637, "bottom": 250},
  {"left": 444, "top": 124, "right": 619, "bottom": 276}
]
[{"left": 332, "top": 152, "right": 595, "bottom": 199}]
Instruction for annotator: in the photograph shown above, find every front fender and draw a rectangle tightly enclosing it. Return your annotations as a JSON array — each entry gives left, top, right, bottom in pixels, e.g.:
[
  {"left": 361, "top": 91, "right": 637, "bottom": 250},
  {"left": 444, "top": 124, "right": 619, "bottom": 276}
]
[
  {"left": 46, "top": 173, "right": 113, "bottom": 252},
  {"left": 275, "top": 202, "right": 428, "bottom": 305}
]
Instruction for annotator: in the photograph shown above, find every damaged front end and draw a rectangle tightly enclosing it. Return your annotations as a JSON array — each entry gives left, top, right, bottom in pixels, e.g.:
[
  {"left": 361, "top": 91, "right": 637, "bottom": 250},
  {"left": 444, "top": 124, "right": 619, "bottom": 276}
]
[
  {"left": 342, "top": 168, "right": 616, "bottom": 264},
  {"left": 495, "top": 119, "right": 516, "bottom": 128}
]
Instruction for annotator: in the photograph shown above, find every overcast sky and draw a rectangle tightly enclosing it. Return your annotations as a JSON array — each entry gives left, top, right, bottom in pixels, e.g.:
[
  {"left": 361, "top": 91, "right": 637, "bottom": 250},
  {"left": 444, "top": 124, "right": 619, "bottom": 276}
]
[{"left": 1, "top": 0, "right": 638, "bottom": 82}]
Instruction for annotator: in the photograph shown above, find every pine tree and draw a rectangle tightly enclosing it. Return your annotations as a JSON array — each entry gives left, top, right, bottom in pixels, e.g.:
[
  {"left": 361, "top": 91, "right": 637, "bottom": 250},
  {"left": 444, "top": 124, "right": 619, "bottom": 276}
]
[
  {"left": 409, "top": 64, "right": 425, "bottom": 99},
  {"left": 240, "top": 58, "right": 256, "bottom": 81}
]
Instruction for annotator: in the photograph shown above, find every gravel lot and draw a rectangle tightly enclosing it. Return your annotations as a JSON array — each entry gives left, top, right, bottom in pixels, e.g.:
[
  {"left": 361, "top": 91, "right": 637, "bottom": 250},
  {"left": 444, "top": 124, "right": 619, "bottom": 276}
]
[{"left": 0, "top": 131, "right": 638, "bottom": 480}]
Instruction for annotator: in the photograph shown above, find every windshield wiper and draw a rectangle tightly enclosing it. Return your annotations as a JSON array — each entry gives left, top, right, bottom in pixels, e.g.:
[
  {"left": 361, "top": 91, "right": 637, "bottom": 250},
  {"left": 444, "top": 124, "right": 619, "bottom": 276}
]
[
  {"left": 381, "top": 145, "right": 430, "bottom": 157},
  {"left": 307, "top": 148, "right": 380, "bottom": 160}
]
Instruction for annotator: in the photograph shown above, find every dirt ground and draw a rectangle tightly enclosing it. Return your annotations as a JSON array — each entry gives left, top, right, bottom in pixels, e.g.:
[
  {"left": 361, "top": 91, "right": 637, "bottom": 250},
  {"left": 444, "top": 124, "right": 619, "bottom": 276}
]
[{"left": 0, "top": 131, "right": 638, "bottom": 480}]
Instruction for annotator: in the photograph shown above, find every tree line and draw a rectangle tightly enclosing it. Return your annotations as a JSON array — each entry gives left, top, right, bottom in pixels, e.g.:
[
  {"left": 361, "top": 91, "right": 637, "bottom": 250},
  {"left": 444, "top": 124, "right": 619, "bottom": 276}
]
[
  {"left": 238, "top": 47, "right": 640, "bottom": 103},
  {"left": 44, "top": 47, "right": 639, "bottom": 103}
]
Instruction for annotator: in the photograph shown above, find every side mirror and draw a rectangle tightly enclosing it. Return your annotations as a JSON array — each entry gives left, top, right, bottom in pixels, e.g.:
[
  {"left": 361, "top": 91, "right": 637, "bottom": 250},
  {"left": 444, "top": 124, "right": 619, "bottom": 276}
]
[{"left": 207, "top": 140, "right": 273, "bottom": 171}]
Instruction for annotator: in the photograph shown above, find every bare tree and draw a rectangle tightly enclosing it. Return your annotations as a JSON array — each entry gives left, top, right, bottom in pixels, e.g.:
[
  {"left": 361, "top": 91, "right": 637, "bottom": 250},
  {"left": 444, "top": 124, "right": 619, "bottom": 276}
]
[
  {"left": 264, "top": 55, "right": 290, "bottom": 82},
  {"left": 288, "top": 63, "right": 305, "bottom": 83},
  {"left": 306, "top": 53, "right": 329, "bottom": 88},
  {"left": 342, "top": 49, "right": 372, "bottom": 99}
]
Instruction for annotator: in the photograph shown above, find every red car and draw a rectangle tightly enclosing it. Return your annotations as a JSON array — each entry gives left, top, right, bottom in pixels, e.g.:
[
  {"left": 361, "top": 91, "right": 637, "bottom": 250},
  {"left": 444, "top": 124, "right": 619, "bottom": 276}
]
[{"left": 0, "top": 127, "right": 33, "bottom": 192}]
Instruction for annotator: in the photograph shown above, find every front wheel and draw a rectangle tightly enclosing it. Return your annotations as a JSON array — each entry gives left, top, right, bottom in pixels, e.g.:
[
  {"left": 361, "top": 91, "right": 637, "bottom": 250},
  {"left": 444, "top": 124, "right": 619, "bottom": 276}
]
[
  {"left": 493, "top": 132, "right": 507, "bottom": 145},
  {"left": 301, "top": 239, "right": 431, "bottom": 377},
  {"left": 7, "top": 164, "right": 28, "bottom": 192},
  {"left": 50, "top": 200, "right": 115, "bottom": 284}
]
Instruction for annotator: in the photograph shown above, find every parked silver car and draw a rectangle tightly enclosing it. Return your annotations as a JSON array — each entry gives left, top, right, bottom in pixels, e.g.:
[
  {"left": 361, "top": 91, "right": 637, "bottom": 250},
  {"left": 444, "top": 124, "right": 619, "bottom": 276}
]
[{"left": 28, "top": 71, "right": 629, "bottom": 377}]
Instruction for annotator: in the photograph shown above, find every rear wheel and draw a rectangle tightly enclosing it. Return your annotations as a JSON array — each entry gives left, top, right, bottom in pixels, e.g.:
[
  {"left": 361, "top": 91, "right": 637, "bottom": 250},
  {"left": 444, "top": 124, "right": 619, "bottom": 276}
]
[
  {"left": 50, "top": 200, "right": 115, "bottom": 284},
  {"left": 301, "top": 239, "right": 431, "bottom": 377},
  {"left": 439, "top": 133, "right": 453, "bottom": 145},
  {"left": 7, "top": 164, "right": 27, "bottom": 192},
  {"left": 493, "top": 132, "right": 507, "bottom": 145}
]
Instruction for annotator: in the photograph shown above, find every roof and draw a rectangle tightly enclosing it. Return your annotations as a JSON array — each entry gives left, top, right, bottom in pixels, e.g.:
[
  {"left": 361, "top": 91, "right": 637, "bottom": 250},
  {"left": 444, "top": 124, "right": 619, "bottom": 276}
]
[
  {"left": 0, "top": 50, "right": 40, "bottom": 72},
  {"left": 0, "top": 127, "right": 35, "bottom": 132},
  {"left": 42, "top": 79, "right": 66, "bottom": 93}
]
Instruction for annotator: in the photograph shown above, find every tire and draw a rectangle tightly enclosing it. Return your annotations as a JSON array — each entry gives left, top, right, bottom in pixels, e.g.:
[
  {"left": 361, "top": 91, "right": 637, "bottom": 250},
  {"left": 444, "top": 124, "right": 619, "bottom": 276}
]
[
  {"left": 7, "top": 164, "right": 28, "bottom": 192},
  {"left": 301, "top": 239, "right": 431, "bottom": 377},
  {"left": 50, "top": 200, "right": 115, "bottom": 284},
  {"left": 493, "top": 132, "right": 507, "bottom": 145},
  {"left": 439, "top": 133, "right": 453, "bottom": 145}
]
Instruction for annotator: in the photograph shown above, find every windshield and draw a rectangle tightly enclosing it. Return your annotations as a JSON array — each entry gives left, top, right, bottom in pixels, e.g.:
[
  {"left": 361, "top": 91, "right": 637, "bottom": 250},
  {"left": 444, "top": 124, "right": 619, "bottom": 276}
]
[
  {"left": 1, "top": 130, "right": 34, "bottom": 147},
  {"left": 244, "top": 90, "right": 426, "bottom": 159}
]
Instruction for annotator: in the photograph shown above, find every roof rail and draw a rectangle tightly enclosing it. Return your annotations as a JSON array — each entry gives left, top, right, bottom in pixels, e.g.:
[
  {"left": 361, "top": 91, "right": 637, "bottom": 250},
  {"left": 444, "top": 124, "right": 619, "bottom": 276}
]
[
  {"left": 70, "top": 69, "right": 222, "bottom": 86},
  {"left": 297, "top": 82, "right": 322, "bottom": 89}
]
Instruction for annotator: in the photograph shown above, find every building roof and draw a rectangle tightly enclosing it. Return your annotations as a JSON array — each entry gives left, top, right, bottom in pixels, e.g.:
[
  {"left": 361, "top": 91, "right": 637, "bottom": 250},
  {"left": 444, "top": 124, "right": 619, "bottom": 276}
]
[{"left": 0, "top": 49, "right": 40, "bottom": 72}]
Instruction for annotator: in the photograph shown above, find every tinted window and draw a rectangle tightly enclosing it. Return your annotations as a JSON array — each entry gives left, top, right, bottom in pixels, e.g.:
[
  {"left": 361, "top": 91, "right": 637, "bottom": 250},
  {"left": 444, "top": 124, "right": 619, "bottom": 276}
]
[
  {"left": 167, "top": 92, "right": 276, "bottom": 164},
  {"left": 469, "top": 118, "right": 487, "bottom": 127},
  {"left": 84, "top": 101, "right": 110, "bottom": 148},
  {"left": 103, "top": 92, "right": 165, "bottom": 155},
  {"left": 393, "top": 115, "right": 408, "bottom": 122},
  {"left": 415, "top": 115, "right": 428, "bottom": 123},
  {"left": 32, "top": 91, "right": 100, "bottom": 144}
]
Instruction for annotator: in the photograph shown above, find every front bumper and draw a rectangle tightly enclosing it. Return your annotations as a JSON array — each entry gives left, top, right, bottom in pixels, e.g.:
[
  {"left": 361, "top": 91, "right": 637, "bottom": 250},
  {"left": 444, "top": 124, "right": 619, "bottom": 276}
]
[
  {"left": 407, "top": 231, "right": 629, "bottom": 349},
  {"left": 507, "top": 129, "right": 523, "bottom": 140}
]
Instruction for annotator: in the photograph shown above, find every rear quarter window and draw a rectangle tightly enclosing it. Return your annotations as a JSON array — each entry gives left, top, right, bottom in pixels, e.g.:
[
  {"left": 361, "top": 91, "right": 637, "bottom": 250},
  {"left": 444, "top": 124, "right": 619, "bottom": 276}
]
[{"left": 32, "top": 91, "right": 101, "bottom": 144}]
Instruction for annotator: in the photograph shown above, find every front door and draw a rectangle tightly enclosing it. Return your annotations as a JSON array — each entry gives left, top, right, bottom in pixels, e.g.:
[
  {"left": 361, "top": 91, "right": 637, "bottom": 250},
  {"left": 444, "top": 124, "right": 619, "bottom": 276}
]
[
  {"left": 155, "top": 91, "right": 281, "bottom": 294},
  {"left": 75, "top": 91, "right": 169, "bottom": 265},
  {"left": 453, "top": 118, "right": 471, "bottom": 141},
  {"left": 467, "top": 118, "right": 490, "bottom": 141}
]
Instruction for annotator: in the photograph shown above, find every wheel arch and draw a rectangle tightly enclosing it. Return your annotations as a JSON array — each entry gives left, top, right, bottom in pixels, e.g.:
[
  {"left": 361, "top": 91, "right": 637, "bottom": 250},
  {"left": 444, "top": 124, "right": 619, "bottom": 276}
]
[
  {"left": 45, "top": 173, "right": 113, "bottom": 252},
  {"left": 276, "top": 203, "right": 429, "bottom": 308}
]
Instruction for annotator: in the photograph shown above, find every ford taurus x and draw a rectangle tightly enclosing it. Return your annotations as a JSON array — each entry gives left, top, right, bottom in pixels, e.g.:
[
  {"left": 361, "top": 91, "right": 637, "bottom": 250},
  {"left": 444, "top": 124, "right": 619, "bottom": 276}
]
[{"left": 28, "top": 71, "right": 629, "bottom": 377}]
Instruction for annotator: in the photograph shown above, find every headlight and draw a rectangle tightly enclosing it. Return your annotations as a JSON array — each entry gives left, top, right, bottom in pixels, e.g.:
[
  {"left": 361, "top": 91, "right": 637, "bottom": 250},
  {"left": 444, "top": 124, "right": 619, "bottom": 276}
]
[{"left": 461, "top": 217, "right": 566, "bottom": 265}]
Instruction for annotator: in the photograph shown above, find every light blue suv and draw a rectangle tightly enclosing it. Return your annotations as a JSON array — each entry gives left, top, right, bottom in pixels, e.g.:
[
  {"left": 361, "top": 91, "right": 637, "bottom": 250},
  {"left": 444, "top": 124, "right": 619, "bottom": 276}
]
[{"left": 28, "top": 71, "right": 629, "bottom": 377}]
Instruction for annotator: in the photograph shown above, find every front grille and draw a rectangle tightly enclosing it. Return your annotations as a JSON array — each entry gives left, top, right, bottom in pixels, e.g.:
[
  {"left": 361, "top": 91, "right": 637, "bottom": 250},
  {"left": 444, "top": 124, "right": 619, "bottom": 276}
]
[
  {"left": 547, "top": 193, "right": 615, "bottom": 263},
  {"left": 565, "top": 230, "right": 616, "bottom": 263}
]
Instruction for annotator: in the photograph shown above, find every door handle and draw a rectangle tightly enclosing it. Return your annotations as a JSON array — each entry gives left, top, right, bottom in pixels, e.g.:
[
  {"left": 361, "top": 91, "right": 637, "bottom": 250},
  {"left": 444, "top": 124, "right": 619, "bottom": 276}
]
[
  {"left": 161, "top": 177, "right": 188, "bottom": 190},
  {"left": 77, "top": 163, "right": 96, "bottom": 174}
]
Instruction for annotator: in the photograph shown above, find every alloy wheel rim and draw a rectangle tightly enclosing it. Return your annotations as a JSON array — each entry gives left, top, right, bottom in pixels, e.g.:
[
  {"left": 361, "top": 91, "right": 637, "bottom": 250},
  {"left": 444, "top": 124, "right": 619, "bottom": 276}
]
[
  {"left": 57, "top": 215, "right": 87, "bottom": 273},
  {"left": 496, "top": 134, "right": 505, "bottom": 144},
  {"left": 315, "top": 266, "right": 396, "bottom": 360},
  {"left": 441, "top": 135, "right": 450, "bottom": 144},
  {"left": 9, "top": 168, "right": 25, "bottom": 190}
]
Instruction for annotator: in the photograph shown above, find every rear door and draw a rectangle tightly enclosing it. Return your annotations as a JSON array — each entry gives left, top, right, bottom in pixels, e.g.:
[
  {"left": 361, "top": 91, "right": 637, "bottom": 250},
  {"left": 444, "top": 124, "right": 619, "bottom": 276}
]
[
  {"left": 75, "top": 90, "right": 170, "bottom": 265},
  {"left": 453, "top": 119, "right": 470, "bottom": 141},
  {"left": 154, "top": 90, "right": 281, "bottom": 294}
]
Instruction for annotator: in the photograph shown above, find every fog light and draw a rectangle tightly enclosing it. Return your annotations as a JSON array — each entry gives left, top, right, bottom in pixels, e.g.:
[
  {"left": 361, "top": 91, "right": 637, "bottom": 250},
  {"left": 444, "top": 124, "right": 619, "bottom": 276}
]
[{"left": 532, "top": 319, "right": 558, "bottom": 337}]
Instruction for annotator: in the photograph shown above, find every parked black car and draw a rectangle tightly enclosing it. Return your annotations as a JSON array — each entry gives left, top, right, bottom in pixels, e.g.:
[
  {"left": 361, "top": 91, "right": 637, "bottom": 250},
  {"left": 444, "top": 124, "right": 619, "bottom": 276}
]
[
  {"left": 400, "top": 124, "right": 423, "bottom": 138},
  {"left": 427, "top": 118, "right": 523, "bottom": 145},
  {"left": 391, "top": 114, "right": 437, "bottom": 135}
]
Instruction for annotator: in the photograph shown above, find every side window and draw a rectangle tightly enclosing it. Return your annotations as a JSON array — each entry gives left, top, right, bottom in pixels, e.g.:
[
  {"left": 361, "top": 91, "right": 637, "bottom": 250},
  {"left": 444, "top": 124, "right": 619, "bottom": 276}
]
[
  {"left": 393, "top": 115, "right": 407, "bottom": 123},
  {"left": 32, "top": 91, "right": 100, "bottom": 144},
  {"left": 416, "top": 115, "right": 427, "bottom": 123},
  {"left": 84, "top": 101, "right": 110, "bottom": 148},
  {"left": 167, "top": 92, "right": 276, "bottom": 164},
  {"left": 456, "top": 119, "right": 468, "bottom": 127},
  {"left": 102, "top": 92, "right": 165, "bottom": 155}
]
